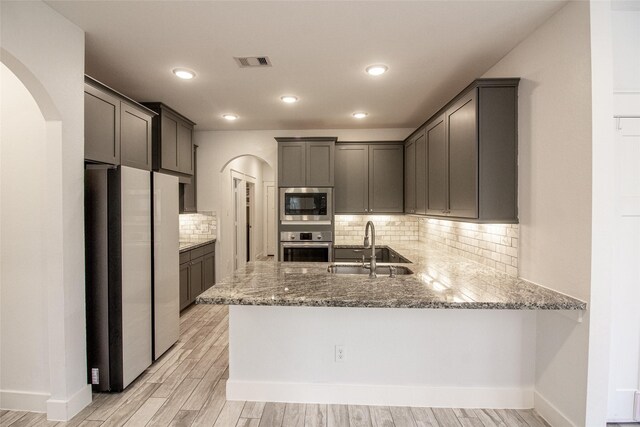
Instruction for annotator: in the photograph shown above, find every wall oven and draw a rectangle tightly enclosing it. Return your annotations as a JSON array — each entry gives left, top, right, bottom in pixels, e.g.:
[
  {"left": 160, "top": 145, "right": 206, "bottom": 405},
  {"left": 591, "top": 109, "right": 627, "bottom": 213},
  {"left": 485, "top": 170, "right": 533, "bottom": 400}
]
[
  {"left": 280, "top": 187, "right": 333, "bottom": 225},
  {"left": 280, "top": 232, "right": 333, "bottom": 262}
]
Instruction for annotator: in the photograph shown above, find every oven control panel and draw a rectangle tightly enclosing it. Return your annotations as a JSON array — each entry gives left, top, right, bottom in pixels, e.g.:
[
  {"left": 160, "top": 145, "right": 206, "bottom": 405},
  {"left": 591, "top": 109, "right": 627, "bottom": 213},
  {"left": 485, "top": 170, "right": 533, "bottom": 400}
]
[{"left": 280, "top": 231, "right": 333, "bottom": 242}]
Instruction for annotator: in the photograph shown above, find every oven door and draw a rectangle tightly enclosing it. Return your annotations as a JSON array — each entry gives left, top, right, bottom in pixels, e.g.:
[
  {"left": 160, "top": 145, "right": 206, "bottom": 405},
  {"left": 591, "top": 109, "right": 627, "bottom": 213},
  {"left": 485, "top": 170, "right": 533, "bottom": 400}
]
[
  {"left": 280, "top": 242, "right": 333, "bottom": 262},
  {"left": 280, "top": 188, "right": 332, "bottom": 225}
]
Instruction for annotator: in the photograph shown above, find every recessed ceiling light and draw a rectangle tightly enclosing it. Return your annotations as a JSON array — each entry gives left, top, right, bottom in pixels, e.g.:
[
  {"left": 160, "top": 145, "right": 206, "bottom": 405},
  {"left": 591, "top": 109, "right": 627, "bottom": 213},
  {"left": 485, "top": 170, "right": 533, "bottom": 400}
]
[
  {"left": 352, "top": 112, "right": 368, "bottom": 119},
  {"left": 280, "top": 95, "right": 299, "bottom": 103},
  {"left": 365, "top": 64, "right": 388, "bottom": 76},
  {"left": 222, "top": 114, "right": 239, "bottom": 121},
  {"left": 172, "top": 68, "right": 196, "bottom": 80}
]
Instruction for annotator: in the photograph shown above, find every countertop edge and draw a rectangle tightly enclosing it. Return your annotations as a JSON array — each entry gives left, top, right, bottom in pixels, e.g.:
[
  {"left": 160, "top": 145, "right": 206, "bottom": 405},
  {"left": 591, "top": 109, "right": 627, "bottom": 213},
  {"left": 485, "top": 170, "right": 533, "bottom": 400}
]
[{"left": 180, "top": 239, "right": 216, "bottom": 253}]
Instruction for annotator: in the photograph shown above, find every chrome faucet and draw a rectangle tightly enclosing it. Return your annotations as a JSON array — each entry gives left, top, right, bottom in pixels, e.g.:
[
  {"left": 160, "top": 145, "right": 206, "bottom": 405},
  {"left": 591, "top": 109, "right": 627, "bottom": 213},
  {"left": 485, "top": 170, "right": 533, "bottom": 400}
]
[{"left": 363, "top": 221, "right": 377, "bottom": 278}]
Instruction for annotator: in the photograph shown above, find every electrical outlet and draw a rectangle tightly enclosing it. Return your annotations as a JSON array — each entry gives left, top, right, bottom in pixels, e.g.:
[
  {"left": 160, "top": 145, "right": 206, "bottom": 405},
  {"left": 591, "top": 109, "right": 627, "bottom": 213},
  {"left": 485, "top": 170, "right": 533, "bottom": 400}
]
[
  {"left": 91, "top": 368, "right": 99, "bottom": 385},
  {"left": 335, "top": 345, "right": 345, "bottom": 362}
]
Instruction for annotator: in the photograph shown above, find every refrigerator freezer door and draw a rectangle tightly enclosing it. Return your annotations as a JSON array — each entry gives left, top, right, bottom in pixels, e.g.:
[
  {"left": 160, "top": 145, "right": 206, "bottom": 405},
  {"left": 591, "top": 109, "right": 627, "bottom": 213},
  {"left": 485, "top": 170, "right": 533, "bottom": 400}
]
[
  {"left": 153, "top": 172, "right": 180, "bottom": 360},
  {"left": 120, "top": 166, "right": 153, "bottom": 388}
]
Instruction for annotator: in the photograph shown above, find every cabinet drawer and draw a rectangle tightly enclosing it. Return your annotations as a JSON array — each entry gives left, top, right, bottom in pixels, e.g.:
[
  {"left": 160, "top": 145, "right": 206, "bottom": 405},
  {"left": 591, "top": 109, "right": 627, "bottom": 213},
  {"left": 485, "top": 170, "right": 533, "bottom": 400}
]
[{"left": 179, "top": 251, "right": 191, "bottom": 264}]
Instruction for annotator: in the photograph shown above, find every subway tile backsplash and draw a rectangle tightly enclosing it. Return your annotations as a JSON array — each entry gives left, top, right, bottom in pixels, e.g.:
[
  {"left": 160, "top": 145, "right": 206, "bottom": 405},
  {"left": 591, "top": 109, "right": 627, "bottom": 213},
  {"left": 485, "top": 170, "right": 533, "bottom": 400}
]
[
  {"left": 335, "top": 214, "right": 519, "bottom": 277},
  {"left": 335, "top": 215, "right": 420, "bottom": 242},
  {"left": 179, "top": 212, "right": 217, "bottom": 243},
  {"left": 418, "top": 218, "right": 519, "bottom": 276}
]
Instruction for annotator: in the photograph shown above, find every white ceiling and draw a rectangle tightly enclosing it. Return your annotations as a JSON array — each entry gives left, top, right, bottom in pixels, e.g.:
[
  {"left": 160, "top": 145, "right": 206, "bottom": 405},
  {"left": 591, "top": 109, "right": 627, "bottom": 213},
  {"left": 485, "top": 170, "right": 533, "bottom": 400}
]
[{"left": 47, "top": 1, "right": 567, "bottom": 131}]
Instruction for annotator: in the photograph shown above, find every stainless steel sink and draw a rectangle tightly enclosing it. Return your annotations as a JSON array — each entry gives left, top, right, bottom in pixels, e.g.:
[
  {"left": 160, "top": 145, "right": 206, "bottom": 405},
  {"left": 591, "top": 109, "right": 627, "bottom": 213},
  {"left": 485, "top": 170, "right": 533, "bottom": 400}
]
[{"left": 327, "top": 264, "right": 414, "bottom": 276}]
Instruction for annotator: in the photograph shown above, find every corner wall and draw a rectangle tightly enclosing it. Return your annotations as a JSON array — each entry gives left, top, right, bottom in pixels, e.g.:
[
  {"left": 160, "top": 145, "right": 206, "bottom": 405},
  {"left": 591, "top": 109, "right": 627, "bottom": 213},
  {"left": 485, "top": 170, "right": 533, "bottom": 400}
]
[
  {"left": 482, "top": 2, "right": 592, "bottom": 425},
  {"left": 0, "top": 1, "right": 90, "bottom": 420}
]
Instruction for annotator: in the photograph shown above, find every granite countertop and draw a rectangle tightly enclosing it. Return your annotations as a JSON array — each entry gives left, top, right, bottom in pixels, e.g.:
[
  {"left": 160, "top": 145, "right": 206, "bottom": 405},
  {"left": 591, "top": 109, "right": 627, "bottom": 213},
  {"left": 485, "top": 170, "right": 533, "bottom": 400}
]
[
  {"left": 179, "top": 238, "right": 216, "bottom": 253},
  {"left": 196, "top": 240, "right": 586, "bottom": 310}
]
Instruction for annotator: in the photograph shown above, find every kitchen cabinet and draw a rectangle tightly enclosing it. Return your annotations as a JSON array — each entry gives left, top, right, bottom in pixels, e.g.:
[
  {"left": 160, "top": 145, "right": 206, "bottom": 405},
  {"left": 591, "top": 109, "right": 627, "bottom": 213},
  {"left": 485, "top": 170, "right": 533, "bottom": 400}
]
[
  {"left": 180, "top": 145, "right": 197, "bottom": 213},
  {"left": 276, "top": 137, "right": 336, "bottom": 187},
  {"left": 179, "top": 242, "right": 215, "bottom": 311},
  {"left": 335, "top": 143, "right": 403, "bottom": 214},
  {"left": 404, "top": 78, "right": 519, "bottom": 223},
  {"left": 425, "top": 115, "right": 447, "bottom": 215},
  {"left": 143, "top": 103, "right": 196, "bottom": 177},
  {"left": 84, "top": 76, "right": 154, "bottom": 170},
  {"left": 404, "top": 139, "right": 416, "bottom": 214}
]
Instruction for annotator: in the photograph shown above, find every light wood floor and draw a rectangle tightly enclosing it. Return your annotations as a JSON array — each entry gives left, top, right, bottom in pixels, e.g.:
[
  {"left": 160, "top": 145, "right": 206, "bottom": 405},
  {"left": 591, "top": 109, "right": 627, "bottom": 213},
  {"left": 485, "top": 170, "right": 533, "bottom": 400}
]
[{"left": 1, "top": 304, "right": 556, "bottom": 427}]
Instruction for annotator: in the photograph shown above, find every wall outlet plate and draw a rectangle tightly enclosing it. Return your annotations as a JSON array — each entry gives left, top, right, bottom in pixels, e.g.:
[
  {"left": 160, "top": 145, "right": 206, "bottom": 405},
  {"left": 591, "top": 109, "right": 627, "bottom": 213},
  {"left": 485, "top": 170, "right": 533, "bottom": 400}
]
[{"left": 335, "top": 345, "right": 345, "bottom": 362}]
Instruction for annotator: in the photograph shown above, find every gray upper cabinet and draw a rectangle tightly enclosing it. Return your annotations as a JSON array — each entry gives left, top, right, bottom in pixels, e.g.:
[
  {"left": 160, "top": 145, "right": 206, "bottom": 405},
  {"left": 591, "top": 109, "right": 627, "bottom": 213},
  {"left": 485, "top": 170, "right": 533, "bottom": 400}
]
[
  {"left": 335, "top": 143, "right": 404, "bottom": 214},
  {"left": 335, "top": 144, "right": 368, "bottom": 213},
  {"left": 276, "top": 137, "right": 336, "bottom": 187},
  {"left": 143, "top": 103, "right": 196, "bottom": 177},
  {"left": 306, "top": 141, "right": 334, "bottom": 187},
  {"left": 447, "top": 91, "right": 478, "bottom": 219},
  {"left": 404, "top": 78, "right": 519, "bottom": 223},
  {"left": 120, "top": 102, "right": 153, "bottom": 171},
  {"left": 180, "top": 145, "right": 197, "bottom": 214},
  {"left": 369, "top": 144, "right": 403, "bottom": 213},
  {"left": 85, "top": 83, "right": 120, "bottom": 165},
  {"left": 85, "top": 76, "right": 155, "bottom": 170},
  {"left": 404, "top": 140, "right": 416, "bottom": 214},
  {"left": 425, "top": 115, "right": 447, "bottom": 215},
  {"left": 414, "top": 131, "right": 427, "bottom": 215}
]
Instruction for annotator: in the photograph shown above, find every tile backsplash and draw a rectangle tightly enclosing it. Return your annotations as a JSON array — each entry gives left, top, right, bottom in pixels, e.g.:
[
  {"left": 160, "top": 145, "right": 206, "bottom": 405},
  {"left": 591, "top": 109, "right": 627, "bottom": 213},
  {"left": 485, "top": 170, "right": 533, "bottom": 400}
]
[
  {"left": 418, "top": 218, "right": 519, "bottom": 276},
  {"left": 334, "top": 215, "right": 419, "bottom": 243},
  {"left": 179, "top": 212, "right": 217, "bottom": 243}
]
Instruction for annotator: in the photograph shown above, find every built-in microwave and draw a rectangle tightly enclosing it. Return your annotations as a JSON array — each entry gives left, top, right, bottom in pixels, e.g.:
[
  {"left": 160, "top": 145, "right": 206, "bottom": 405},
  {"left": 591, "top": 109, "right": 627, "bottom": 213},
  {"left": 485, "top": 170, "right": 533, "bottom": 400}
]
[{"left": 280, "top": 187, "right": 333, "bottom": 225}]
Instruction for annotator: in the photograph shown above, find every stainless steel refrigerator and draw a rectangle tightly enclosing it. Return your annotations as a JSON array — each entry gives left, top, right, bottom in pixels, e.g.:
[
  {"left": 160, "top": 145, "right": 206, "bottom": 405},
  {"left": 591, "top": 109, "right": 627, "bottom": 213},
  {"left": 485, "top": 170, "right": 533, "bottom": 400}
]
[{"left": 85, "top": 166, "right": 179, "bottom": 392}]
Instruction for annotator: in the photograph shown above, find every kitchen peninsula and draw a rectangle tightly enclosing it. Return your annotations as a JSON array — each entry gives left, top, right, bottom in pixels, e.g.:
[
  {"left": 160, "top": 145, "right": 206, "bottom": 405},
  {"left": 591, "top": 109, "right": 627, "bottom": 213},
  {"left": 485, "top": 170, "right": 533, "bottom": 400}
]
[{"left": 197, "top": 240, "right": 585, "bottom": 409}]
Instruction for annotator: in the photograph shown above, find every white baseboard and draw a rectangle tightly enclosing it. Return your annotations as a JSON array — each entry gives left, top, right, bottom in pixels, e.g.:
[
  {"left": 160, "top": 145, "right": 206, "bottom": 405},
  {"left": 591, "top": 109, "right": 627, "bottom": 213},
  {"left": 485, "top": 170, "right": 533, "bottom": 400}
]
[
  {"left": 227, "top": 380, "right": 534, "bottom": 409},
  {"left": 534, "top": 391, "right": 576, "bottom": 427},
  {"left": 0, "top": 389, "right": 49, "bottom": 412},
  {"left": 46, "top": 384, "right": 92, "bottom": 421}
]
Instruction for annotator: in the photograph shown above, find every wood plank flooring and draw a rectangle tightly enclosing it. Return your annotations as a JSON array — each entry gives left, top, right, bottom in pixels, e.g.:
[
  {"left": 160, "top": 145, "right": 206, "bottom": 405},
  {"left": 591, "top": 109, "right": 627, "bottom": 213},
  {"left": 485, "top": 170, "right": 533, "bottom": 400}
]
[{"left": 1, "top": 304, "right": 557, "bottom": 427}]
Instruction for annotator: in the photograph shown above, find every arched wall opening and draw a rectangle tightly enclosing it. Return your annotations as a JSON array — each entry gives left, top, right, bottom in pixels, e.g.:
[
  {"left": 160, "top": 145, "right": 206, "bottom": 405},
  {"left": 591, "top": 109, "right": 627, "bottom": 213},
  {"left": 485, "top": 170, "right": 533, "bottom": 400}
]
[
  {"left": 0, "top": 62, "right": 58, "bottom": 413},
  {"left": 217, "top": 155, "right": 275, "bottom": 278}
]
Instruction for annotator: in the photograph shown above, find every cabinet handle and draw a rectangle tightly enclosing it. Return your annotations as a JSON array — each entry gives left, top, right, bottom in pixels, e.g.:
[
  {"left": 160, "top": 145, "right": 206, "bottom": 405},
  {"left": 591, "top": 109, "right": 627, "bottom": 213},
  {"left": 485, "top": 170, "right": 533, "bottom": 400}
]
[{"left": 365, "top": 208, "right": 368, "bottom": 212}]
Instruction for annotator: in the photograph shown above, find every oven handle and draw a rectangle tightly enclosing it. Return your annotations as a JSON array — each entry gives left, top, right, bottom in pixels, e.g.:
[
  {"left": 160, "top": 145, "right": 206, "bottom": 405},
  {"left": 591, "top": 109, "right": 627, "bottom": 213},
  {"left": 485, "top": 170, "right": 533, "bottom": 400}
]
[{"left": 281, "top": 242, "right": 332, "bottom": 249}]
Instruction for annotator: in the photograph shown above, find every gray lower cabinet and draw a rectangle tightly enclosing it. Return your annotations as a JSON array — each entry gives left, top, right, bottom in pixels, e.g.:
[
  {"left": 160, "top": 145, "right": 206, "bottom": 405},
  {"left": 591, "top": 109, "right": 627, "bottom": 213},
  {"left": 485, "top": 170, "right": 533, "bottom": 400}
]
[
  {"left": 405, "top": 78, "right": 519, "bottom": 223},
  {"left": 335, "top": 143, "right": 403, "bottom": 214},
  {"left": 276, "top": 138, "right": 336, "bottom": 187},
  {"left": 179, "top": 243, "right": 215, "bottom": 311},
  {"left": 143, "top": 103, "right": 196, "bottom": 177},
  {"left": 84, "top": 76, "right": 154, "bottom": 170}
]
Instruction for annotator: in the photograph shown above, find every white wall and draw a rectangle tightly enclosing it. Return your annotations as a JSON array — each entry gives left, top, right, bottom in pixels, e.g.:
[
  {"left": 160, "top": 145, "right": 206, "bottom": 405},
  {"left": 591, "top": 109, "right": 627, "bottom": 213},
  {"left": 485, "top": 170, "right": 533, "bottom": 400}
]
[
  {"left": 1, "top": 63, "right": 51, "bottom": 408},
  {"left": 0, "top": 1, "right": 90, "bottom": 420},
  {"left": 482, "top": 2, "right": 593, "bottom": 425},
  {"left": 607, "top": 7, "right": 640, "bottom": 422},
  {"left": 195, "top": 128, "right": 412, "bottom": 280}
]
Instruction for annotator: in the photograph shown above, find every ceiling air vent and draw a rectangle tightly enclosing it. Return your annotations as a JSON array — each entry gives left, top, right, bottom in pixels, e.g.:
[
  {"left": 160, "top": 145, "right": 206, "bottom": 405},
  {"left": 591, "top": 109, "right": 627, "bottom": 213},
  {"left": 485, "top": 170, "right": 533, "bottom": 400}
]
[{"left": 234, "top": 56, "right": 272, "bottom": 68}]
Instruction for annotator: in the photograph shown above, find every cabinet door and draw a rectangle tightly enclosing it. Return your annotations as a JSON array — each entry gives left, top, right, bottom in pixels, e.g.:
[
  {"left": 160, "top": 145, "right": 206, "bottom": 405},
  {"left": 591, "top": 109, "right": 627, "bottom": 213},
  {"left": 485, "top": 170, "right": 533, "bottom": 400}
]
[
  {"left": 120, "top": 103, "right": 152, "bottom": 170},
  {"left": 426, "top": 115, "right": 448, "bottom": 215},
  {"left": 369, "top": 144, "right": 404, "bottom": 213},
  {"left": 306, "top": 141, "right": 334, "bottom": 186},
  {"left": 177, "top": 122, "right": 194, "bottom": 175},
  {"left": 189, "top": 257, "right": 204, "bottom": 303},
  {"left": 179, "top": 263, "right": 190, "bottom": 310},
  {"left": 413, "top": 130, "right": 427, "bottom": 214},
  {"left": 181, "top": 146, "right": 197, "bottom": 213},
  {"left": 447, "top": 91, "right": 478, "bottom": 219},
  {"left": 278, "top": 142, "right": 306, "bottom": 187},
  {"left": 84, "top": 84, "right": 120, "bottom": 165},
  {"left": 335, "top": 145, "right": 368, "bottom": 213},
  {"left": 404, "top": 140, "right": 416, "bottom": 213},
  {"left": 203, "top": 251, "right": 215, "bottom": 291},
  {"left": 160, "top": 112, "right": 179, "bottom": 172}
]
